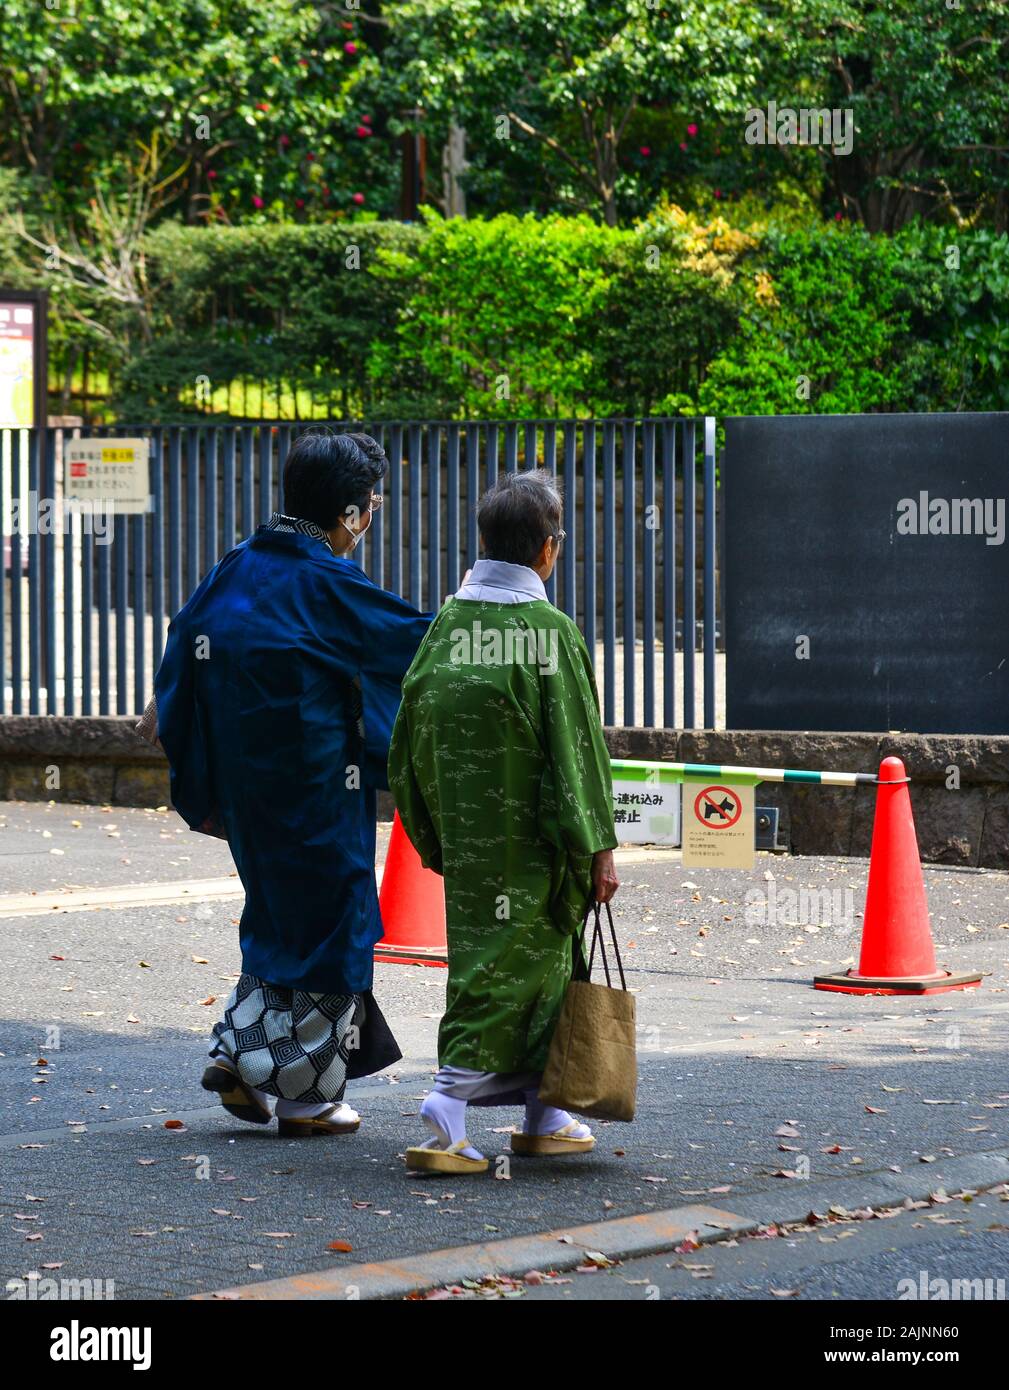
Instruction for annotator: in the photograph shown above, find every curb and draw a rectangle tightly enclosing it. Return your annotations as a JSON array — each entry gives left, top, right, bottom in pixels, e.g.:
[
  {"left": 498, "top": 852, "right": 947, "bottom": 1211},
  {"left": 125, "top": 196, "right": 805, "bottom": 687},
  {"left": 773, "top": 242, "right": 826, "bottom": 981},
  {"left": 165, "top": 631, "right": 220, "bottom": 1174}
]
[
  {"left": 193, "top": 1202, "right": 755, "bottom": 1301},
  {"left": 196, "top": 1147, "right": 1009, "bottom": 1301}
]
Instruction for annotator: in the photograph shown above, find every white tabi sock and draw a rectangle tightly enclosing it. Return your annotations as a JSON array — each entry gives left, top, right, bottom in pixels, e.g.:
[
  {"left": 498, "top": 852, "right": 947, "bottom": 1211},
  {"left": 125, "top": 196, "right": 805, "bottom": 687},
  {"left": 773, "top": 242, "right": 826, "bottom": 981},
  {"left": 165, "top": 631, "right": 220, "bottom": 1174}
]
[
  {"left": 247, "top": 1083, "right": 276, "bottom": 1115},
  {"left": 419, "top": 1090, "right": 484, "bottom": 1161},
  {"left": 522, "top": 1090, "right": 592, "bottom": 1140},
  {"left": 275, "top": 1098, "right": 354, "bottom": 1120}
]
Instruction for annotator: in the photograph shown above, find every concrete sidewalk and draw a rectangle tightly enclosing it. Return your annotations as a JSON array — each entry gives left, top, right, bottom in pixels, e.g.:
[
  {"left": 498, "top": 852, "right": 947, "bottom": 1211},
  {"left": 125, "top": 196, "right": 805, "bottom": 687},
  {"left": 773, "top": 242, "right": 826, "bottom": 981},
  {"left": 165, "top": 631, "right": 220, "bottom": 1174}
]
[{"left": 2, "top": 800, "right": 1008, "bottom": 1299}]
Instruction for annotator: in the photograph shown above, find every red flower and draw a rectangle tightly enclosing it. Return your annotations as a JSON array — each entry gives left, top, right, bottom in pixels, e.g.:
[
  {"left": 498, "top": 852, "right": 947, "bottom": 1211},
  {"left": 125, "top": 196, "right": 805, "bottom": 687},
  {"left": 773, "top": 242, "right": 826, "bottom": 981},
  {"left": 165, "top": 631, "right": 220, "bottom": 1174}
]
[
  {"left": 256, "top": 102, "right": 270, "bottom": 112},
  {"left": 835, "top": 211, "right": 843, "bottom": 221},
  {"left": 344, "top": 41, "right": 358, "bottom": 54},
  {"left": 207, "top": 169, "right": 217, "bottom": 180},
  {"left": 355, "top": 125, "right": 370, "bottom": 138},
  {"left": 713, "top": 189, "right": 721, "bottom": 199},
  {"left": 639, "top": 145, "right": 651, "bottom": 157},
  {"left": 679, "top": 141, "right": 688, "bottom": 152},
  {"left": 361, "top": 114, "right": 372, "bottom": 124},
  {"left": 295, "top": 198, "right": 305, "bottom": 208},
  {"left": 351, "top": 192, "right": 365, "bottom": 205},
  {"left": 687, "top": 123, "right": 698, "bottom": 136},
  {"left": 306, "top": 151, "right": 315, "bottom": 161},
  {"left": 252, "top": 195, "right": 264, "bottom": 209},
  {"left": 298, "top": 58, "right": 309, "bottom": 67},
  {"left": 279, "top": 134, "right": 290, "bottom": 148}
]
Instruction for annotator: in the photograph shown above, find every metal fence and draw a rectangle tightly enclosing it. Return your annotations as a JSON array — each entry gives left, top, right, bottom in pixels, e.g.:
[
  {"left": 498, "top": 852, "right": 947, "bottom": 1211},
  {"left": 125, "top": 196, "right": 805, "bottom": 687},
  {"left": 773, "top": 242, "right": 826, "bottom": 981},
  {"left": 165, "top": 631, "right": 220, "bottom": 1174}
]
[{"left": 1, "top": 418, "right": 720, "bottom": 728}]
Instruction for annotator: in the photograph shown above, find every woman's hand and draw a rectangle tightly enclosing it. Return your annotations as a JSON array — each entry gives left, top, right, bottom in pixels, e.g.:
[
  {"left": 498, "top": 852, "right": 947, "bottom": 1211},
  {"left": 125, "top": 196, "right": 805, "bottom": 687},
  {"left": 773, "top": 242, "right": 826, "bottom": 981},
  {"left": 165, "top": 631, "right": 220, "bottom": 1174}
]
[{"left": 592, "top": 849, "right": 619, "bottom": 904}]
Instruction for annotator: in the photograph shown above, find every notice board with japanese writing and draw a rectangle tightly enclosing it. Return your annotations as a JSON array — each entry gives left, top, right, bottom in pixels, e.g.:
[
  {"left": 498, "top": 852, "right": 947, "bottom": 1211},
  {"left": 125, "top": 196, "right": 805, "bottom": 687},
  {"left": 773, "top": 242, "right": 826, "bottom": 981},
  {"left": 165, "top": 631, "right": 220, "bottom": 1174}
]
[{"left": 64, "top": 438, "right": 151, "bottom": 514}]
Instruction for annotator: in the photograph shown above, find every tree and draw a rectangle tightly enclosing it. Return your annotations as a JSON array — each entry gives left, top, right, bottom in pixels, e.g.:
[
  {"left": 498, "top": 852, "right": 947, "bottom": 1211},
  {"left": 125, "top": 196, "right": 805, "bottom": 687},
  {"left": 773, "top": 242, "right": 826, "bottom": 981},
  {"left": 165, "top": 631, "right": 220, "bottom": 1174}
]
[
  {"left": 0, "top": 0, "right": 395, "bottom": 224},
  {"left": 759, "top": 0, "right": 1009, "bottom": 232},
  {"left": 386, "top": 0, "right": 765, "bottom": 226}
]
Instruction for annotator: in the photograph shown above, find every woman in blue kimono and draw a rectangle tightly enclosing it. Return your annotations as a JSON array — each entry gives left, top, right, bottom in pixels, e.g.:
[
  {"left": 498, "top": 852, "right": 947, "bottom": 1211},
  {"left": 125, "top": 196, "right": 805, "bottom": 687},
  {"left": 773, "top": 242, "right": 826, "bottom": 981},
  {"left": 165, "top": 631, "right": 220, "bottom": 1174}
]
[{"left": 155, "top": 431, "right": 430, "bottom": 1136}]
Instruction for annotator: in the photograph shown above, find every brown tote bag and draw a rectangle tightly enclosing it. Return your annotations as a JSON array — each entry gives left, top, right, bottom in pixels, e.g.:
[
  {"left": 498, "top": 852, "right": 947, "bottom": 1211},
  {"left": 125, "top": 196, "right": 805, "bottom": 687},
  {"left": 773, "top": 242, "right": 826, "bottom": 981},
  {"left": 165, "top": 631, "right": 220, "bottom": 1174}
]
[{"left": 538, "top": 899, "right": 637, "bottom": 1122}]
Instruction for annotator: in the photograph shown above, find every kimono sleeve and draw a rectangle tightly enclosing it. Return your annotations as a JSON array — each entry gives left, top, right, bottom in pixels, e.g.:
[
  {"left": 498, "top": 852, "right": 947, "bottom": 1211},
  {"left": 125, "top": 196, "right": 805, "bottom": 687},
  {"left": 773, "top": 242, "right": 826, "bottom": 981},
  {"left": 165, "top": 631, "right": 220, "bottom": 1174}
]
[
  {"left": 154, "top": 564, "right": 225, "bottom": 834},
  {"left": 537, "top": 619, "right": 617, "bottom": 933},
  {"left": 340, "top": 567, "right": 432, "bottom": 790},
  {"left": 388, "top": 695, "right": 444, "bottom": 874},
  {"left": 540, "top": 619, "right": 617, "bottom": 856}
]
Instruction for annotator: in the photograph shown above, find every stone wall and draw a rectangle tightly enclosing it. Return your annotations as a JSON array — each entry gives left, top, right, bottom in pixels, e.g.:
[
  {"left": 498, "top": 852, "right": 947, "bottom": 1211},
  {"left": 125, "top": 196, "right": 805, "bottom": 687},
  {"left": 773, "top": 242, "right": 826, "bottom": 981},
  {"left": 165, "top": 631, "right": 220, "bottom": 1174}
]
[
  {"left": 0, "top": 717, "right": 171, "bottom": 809},
  {"left": 607, "top": 727, "right": 1009, "bottom": 869},
  {"left": 2, "top": 717, "right": 1007, "bottom": 868}
]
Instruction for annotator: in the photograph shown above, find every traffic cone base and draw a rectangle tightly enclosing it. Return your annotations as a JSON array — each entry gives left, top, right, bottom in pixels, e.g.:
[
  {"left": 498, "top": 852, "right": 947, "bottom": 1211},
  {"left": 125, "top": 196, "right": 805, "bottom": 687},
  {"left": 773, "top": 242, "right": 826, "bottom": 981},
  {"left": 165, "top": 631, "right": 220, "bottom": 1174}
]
[
  {"left": 373, "top": 942, "right": 448, "bottom": 968},
  {"left": 813, "top": 968, "right": 981, "bottom": 996},
  {"left": 812, "top": 756, "right": 981, "bottom": 996}
]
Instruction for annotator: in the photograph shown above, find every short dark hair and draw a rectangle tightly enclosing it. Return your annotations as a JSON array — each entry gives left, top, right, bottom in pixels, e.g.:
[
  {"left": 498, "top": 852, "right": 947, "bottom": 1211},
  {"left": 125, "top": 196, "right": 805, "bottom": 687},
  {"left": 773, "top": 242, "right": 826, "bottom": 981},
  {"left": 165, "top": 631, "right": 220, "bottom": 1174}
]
[
  {"left": 282, "top": 429, "right": 387, "bottom": 530},
  {"left": 477, "top": 469, "right": 563, "bottom": 567}
]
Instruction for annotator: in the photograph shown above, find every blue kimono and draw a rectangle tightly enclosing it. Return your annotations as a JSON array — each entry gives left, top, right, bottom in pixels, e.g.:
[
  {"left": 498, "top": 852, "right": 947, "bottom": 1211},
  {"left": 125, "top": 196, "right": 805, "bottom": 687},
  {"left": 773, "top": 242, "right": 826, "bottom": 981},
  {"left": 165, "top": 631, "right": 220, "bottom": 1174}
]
[{"left": 155, "top": 521, "right": 430, "bottom": 998}]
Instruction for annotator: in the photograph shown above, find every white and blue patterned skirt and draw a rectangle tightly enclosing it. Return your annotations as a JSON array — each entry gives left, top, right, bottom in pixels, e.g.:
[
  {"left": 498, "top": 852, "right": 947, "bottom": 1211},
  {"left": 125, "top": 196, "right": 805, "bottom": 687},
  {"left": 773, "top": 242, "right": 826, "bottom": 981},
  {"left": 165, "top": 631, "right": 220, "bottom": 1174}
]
[{"left": 210, "top": 974, "right": 360, "bottom": 1104}]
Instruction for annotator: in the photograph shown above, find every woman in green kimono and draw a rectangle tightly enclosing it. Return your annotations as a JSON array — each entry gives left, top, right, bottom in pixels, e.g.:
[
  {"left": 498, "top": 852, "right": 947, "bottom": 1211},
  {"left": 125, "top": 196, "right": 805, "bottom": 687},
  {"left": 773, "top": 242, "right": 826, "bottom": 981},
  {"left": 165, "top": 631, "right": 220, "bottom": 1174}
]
[{"left": 389, "top": 469, "right": 619, "bottom": 1174}]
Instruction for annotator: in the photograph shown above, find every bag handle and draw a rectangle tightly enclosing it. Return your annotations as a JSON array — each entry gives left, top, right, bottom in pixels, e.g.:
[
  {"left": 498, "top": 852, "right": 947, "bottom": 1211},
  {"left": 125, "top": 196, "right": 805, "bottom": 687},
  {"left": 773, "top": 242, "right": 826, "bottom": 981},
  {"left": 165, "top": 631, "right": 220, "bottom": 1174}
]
[{"left": 573, "top": 898, "right": 627, "bottom": 992}]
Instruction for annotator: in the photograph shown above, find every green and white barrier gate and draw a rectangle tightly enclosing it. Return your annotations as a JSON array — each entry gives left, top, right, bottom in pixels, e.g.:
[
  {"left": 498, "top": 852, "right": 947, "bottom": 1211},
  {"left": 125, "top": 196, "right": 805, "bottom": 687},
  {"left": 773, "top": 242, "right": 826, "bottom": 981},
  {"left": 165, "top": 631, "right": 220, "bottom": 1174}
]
[{"left": 610, "top": 759, "right": 878, "bottom": 868}]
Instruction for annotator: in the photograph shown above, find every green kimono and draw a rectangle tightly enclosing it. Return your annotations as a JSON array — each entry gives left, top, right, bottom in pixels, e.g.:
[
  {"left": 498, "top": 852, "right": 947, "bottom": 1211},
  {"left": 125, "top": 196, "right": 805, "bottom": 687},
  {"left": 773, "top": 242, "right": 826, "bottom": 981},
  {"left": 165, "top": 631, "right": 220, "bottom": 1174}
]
[{"left": 388, "top": 598, "right": 616, "bottom": 1072}]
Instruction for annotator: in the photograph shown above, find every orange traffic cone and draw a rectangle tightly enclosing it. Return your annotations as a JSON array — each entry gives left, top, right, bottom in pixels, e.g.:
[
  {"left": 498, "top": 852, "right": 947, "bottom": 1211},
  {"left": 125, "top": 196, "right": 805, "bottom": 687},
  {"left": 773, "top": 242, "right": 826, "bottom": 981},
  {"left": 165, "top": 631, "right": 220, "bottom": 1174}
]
[
  {"left": 375, "top": 812, "right": 448, "bottom": 967},
  {"left": 814, "top": 757, "right": 981, "bottom": 995}
]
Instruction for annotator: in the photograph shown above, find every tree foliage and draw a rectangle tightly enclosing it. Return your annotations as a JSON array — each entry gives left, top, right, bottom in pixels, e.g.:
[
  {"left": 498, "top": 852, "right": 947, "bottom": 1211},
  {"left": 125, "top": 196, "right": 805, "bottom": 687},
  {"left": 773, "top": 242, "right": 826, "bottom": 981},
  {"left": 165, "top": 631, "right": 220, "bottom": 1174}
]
[{"left": 53, "top": 211, "right": 1007, "bottom": 421}]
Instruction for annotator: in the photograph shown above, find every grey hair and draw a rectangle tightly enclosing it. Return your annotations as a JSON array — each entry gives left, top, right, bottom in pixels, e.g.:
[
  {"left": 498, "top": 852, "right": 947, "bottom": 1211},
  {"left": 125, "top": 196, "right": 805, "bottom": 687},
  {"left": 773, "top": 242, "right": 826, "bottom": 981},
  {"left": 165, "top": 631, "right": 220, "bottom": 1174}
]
[{"left": 477, "top": 468, "right": 563, "bottom": 567}]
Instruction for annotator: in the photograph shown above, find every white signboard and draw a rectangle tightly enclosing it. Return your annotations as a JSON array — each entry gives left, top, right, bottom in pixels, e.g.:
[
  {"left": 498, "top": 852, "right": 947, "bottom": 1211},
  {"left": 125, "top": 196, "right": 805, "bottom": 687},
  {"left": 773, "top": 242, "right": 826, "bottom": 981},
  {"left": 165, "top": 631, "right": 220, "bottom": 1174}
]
[
  {"left": 612, "top": 772, "right": 681, "bottom": 845},
  {"left": 64, "top": 438, "right": 151, "bottom": 514},
  {"left": 681, "top": 781, "right": 755, "bottom": 870}
]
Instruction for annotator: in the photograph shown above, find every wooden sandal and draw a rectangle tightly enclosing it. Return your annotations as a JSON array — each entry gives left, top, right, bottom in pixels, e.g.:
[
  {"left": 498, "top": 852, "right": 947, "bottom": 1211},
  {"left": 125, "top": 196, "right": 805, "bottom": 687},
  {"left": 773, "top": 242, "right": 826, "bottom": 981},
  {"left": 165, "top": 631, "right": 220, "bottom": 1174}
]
[
  {"left": 201, "top": 1061, "right": 272, "bottom": 1125},
  {"left": 511, "top": 1121, "right": 595, "bottom": 1156},
  {"left": 404, "top": 1138, "right": 489, "bottom": 1174},
  {"left": 276, "top": 1103, "right": 361, "bottom": 1137}
]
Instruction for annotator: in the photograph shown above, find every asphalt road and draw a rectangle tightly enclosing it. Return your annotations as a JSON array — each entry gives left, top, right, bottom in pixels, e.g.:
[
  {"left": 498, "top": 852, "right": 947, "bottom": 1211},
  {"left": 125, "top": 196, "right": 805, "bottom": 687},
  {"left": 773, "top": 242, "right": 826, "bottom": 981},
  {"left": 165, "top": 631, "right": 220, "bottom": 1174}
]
[
  {"left": 518, "top": 1187, "right": 1009, "bottom": 1302},
  {"left": 2, "top": 801, "right": 1008, "bottom": 1300}
]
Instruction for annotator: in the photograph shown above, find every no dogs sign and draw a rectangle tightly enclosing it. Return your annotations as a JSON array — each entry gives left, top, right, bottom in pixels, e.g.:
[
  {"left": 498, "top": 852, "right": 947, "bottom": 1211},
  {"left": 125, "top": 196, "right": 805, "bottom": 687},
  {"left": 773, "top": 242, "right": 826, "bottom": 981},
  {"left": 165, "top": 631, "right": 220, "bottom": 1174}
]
[{"left": 681, "top": 782, "right": 755, "bottom": 869}]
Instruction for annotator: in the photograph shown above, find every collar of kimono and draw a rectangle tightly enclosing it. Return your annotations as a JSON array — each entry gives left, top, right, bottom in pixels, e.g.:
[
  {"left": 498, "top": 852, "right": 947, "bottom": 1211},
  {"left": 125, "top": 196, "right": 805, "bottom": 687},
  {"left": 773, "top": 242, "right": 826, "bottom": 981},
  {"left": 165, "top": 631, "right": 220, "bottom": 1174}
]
[
  {"left": 263, "top": 511, "right": 336, "bottom": 556},
  {"left": 458, "top": 557, "right": 547, "bottom": 602}
]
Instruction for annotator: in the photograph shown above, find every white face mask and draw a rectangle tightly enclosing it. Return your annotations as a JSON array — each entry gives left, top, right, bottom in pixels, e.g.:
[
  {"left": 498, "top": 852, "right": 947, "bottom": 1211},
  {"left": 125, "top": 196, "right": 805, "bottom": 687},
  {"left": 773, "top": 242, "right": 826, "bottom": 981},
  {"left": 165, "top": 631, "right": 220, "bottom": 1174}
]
[{"left": 339, "top": 517, "right": 364, "bottom": 550}]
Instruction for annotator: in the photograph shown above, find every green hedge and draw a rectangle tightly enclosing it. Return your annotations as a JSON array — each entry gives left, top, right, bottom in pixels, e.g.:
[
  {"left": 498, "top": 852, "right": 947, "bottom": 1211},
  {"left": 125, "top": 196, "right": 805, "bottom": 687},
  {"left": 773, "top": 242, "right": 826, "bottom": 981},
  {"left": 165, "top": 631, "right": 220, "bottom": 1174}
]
[{"left": 82, "top": 210, "right": 1009, "bottom": 420}]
